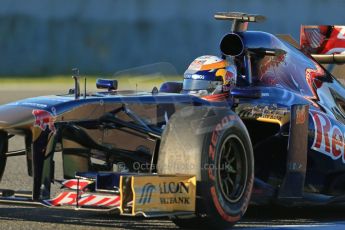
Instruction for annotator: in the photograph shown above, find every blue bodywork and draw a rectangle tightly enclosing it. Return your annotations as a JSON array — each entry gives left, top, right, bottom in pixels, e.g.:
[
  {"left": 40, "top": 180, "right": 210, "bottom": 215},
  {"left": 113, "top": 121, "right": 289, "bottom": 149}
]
[{"left": 1, "top": 30, "right": 345, "bottom": 205}]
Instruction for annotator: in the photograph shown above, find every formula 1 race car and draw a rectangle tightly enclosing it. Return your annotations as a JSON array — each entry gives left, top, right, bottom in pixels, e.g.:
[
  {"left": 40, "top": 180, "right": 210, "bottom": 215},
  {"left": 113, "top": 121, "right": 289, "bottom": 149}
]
[{"left": 1, "top": 12, "right": 345, "bottom": 229}]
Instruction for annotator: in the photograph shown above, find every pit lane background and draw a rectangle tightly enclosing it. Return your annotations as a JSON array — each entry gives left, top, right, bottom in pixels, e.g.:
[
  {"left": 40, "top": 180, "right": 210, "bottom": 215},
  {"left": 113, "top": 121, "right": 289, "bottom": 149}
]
[{"left": 1, "top": 0, "right": 345, "bottom": 76}]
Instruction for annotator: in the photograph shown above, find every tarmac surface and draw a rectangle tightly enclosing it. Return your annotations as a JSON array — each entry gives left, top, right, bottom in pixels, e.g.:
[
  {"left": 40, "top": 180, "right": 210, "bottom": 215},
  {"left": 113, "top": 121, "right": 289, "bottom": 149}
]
[{"left": 1, "top": 89, "right": 345, "bottom": 229}]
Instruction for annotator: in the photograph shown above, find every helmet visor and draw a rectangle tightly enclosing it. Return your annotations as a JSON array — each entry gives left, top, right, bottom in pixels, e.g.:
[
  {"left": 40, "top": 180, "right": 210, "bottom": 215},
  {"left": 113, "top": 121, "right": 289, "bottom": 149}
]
[{"left": 183, "top": 79, "right": 222, "bottom": 92}]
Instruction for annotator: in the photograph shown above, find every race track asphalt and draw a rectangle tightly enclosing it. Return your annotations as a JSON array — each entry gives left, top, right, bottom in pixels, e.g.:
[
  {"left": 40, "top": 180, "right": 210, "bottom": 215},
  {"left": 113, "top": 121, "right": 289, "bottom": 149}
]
[{"left": 1, "top": 89, "right": 345, "bottom": 230}]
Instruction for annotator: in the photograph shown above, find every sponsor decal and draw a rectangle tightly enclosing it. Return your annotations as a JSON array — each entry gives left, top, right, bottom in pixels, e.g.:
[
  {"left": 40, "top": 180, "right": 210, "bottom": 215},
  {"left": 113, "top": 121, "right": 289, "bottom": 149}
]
[
  {"left": 311, "top": 110, "right": 345, "bottom": 162},
  {"left": 22, "top": 102, "right": 48, "bottom": 108},
  {"left": 224, "top": 70, "right": 235, "bottom": 85},
  {"left": 237, "top": 104, "right": 289, "bottom": 125},
  {"left": 184, "top": 74, "right": 205, "bottom": 80},
  {"left": 32, "top": 109, "right": 56, "bottom": 132},
  {"left": 159, "top": 182, "right": 191, "bottom": 205},
  {"left": 137, "top": 182, "right": 191, "bottom": 205},
  {"left": 138, "top": 183, "right": 155, "bottom": 205},
  {"left": 296, "top": 106, "right": 307, "bottom": 124},
  {"left": 47, "top": 191, "right": 120, "bottom": 207},
  {"left": 132, "top": 175, "right": 196, "bottom": 213}
]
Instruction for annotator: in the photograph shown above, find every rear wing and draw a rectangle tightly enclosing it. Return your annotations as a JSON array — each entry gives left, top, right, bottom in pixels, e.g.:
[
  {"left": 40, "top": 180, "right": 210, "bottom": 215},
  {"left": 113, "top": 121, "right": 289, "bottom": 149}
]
[
  {"left": 300, "top": 25, "right": 345, "bottom": 54},
  {"left": 301, "top": 25, "right": 345, "bottom": 64},
  {"left": 300, "top": 25, "right": 345, "bottom": 64},
  {"left": 279, "top": 25, "right": 345, "bottom": 64}
]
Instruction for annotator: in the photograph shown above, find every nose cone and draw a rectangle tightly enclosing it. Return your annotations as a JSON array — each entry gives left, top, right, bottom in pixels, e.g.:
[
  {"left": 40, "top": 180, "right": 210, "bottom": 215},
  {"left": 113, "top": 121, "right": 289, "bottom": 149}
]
[{"left": 0, "top": 105, "right": 35, "bottom": 130}]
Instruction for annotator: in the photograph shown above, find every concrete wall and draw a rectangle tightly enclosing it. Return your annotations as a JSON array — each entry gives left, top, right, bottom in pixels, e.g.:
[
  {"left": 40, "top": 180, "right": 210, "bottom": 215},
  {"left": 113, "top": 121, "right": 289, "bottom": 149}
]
[{"left": 1, "top": 0, "right": 345, "bottom": 75}]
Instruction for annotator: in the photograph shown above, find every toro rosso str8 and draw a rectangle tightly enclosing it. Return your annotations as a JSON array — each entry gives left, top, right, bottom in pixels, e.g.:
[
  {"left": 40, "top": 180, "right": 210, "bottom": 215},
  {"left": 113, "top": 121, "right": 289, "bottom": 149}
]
[{"left": 1, "top": 12, "right": 345, "bottom": 229}]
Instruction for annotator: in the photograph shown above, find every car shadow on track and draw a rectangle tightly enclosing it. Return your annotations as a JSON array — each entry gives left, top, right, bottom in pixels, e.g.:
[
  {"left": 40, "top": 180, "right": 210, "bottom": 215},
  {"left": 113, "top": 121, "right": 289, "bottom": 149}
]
[
  {"left": 237, "top": 205, "right": 345, "bottom": 228},
  {"left": 1, "top": 206, "right": 345, "bottom": 229},
  {"left": 0, "top": 206, "right": 178, "bottom": 229}
]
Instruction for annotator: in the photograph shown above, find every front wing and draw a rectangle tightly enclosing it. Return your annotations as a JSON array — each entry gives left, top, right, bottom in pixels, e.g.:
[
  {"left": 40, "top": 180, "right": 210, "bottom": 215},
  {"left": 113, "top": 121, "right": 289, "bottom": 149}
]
[{"left": 0, "top": 173, "right": 196, "bottom": 218}]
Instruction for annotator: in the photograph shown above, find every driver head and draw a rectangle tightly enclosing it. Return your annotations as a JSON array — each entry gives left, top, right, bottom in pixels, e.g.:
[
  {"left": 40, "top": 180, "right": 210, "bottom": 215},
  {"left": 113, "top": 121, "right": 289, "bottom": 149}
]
[{"left": 183, "top": 55, "right": 237, "bottom": 96}]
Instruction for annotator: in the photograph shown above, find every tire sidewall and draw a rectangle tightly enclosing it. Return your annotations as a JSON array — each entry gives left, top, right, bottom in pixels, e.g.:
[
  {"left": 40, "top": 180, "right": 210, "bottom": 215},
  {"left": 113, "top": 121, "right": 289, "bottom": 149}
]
[{"left": 199, "top": 114, "right": 254, "bottom": 224}]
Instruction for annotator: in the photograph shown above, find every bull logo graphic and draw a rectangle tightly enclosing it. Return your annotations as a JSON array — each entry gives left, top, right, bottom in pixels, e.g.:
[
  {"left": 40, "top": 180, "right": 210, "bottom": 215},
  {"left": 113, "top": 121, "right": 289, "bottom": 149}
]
[
  {"left": 296, "top": 106, "right": 307, "bottom": 125},
  {"left": 32, "top": 109, "right": 56, "bottom": 132},
  {"left": 138, "top": 183, "right": 156, "bottom": 204}
]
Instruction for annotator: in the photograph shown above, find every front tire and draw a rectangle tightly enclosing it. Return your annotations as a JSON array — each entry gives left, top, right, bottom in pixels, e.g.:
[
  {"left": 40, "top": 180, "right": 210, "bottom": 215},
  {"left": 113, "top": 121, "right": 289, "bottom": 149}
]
[
  {"left": 0, "top": 131, "right": 8, "bottom": 181},
  {"left": 158, "top": 106, "right": 254, "bottom": 229}
]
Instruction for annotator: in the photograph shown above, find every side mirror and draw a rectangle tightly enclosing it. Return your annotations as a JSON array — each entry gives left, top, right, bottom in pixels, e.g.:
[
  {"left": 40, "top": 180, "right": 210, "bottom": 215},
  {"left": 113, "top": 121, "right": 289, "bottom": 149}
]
[{"left": 96, "top": 79, "right": 118, "bottom": 91}]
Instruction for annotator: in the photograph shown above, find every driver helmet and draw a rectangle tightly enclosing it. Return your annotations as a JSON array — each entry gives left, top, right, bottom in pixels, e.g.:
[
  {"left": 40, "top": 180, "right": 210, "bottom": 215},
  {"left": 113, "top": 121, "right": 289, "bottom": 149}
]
[{"left": 183, "top": 55, "right": 237, "bottom": 96}]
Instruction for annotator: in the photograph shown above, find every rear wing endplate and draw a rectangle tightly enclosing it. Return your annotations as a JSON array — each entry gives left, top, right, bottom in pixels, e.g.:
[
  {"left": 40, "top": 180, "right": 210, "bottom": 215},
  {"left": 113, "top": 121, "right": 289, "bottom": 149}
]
[
  {"left": 301, "top": 25, "right": 345, "bottom": 64},
  {"left": 278, "top": 26, "right": 345, "bottom": 64}
]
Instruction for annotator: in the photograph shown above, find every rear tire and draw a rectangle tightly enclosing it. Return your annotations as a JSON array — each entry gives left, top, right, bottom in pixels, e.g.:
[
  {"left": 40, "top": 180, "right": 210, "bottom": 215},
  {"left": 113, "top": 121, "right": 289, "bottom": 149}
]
[{"left": 158, "top": 106, "right": 254, "bottom": 229}]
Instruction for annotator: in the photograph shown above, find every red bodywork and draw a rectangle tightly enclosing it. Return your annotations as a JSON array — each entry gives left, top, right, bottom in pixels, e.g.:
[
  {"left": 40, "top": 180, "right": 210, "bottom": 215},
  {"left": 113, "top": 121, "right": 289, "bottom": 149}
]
[
  {"left": 32, "top": 109, "right": 56, "bottom": 132},
  {"left": 301, "top": 25, "right": 345, "bottom": 54}
]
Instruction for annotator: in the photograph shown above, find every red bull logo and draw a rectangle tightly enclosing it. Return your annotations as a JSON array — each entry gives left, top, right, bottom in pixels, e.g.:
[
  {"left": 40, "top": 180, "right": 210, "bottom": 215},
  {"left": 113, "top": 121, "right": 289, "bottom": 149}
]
[
  {"left": 296, "top": 106, "right": 307, "bottom": 125},
  {"left": 311, "top": 110, "right": 345, "bottom": 162},
  {"left": 32, "top": 109, "right": 56, "bottom": 132}
]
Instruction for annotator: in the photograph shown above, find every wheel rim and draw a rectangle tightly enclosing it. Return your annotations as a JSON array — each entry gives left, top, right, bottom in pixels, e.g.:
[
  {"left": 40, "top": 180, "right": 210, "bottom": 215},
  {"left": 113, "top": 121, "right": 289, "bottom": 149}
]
[{"left": 217, "top": 134, "right": 248, "bottom": 203}]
